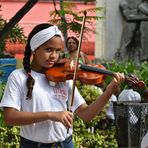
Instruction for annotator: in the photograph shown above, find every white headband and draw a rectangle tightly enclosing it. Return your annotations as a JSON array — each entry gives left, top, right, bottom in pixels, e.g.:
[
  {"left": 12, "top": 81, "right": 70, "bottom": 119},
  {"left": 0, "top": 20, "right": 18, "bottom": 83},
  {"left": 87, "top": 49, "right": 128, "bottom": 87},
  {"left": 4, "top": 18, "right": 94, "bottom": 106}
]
[{"left": 30, "top": 25, "right": 63, "bottom": 51}]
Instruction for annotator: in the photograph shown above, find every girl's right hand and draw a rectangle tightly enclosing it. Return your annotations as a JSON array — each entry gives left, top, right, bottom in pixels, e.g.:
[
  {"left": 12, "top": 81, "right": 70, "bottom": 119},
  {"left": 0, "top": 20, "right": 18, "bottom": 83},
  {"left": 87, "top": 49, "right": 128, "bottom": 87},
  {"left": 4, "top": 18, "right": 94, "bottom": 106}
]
[{"left": 50, "top": 111, "right": 73, "bottom": 128}]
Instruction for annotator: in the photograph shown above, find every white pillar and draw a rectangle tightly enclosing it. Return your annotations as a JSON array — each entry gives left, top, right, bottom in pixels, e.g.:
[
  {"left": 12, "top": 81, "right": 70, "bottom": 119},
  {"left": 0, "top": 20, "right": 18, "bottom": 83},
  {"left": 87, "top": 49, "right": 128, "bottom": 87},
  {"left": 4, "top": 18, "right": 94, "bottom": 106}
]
[
  {"left": 95, "top": 0, "right": 106, "bottom": 61},
  {"left": 95, "top": 0, "right": 123, "bottom": 61}
]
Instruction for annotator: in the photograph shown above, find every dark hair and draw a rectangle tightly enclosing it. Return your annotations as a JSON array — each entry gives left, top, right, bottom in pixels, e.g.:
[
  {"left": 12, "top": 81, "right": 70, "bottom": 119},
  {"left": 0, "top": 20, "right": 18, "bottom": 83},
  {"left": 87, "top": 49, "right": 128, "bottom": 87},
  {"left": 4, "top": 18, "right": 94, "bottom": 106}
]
[
  {"left": 66, "top": 36, "right": 79, "bottom": 49},
  {"left": 23, "top": 23, "right": 53, "bottom": 99}
]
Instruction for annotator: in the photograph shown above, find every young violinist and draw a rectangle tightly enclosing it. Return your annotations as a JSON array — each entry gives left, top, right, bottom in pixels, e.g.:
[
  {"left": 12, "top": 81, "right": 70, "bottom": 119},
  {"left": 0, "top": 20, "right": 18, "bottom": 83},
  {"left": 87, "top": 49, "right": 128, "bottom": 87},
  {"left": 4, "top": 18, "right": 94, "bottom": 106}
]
[{"left": 0, "top": 23, "right": 124, "bottom": 148}]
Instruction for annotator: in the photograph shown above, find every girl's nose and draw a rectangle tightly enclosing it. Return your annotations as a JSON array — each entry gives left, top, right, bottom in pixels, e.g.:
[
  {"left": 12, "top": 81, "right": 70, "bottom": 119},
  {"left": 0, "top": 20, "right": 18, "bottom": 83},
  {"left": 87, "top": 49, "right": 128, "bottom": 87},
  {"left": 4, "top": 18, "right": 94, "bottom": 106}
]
[{"left": 50, "top": 50, "right": 58, "bottom": 59}]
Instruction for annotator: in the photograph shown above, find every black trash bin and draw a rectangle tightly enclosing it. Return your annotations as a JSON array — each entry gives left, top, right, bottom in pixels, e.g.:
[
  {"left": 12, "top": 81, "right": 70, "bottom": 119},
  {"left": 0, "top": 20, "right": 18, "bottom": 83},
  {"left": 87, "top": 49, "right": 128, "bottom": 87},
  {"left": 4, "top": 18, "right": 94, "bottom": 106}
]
[{"left": 114, "top": 102, "right": 148, "bottom": 148}]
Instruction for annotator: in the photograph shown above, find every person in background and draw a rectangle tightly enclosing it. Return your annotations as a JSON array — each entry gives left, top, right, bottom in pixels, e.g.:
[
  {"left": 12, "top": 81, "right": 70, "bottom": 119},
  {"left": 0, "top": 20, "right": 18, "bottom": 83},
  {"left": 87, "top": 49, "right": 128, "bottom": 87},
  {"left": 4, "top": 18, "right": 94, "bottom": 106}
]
[
  {"left": 65, "top": 36, "right": 91, "bottom": 64},
  {"left": 106, "top": 87, "right": 121, "bottom": 127},
  {"left": 118, "top": 88, "right": 141, "bottom": 102},
  {"left": 117, "top": 80, "right": 141, "bottom": 125},
  {"left": 141, "top": 89, "right": 148, "bottom": 103},
  {"left": 0, "top": 23, "right": 124, "bottom": 148}
]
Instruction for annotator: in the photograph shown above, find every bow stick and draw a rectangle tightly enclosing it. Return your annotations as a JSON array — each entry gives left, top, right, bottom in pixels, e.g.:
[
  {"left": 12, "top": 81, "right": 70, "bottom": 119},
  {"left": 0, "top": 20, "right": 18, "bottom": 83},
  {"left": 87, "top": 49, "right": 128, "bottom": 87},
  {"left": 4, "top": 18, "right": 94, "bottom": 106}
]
[{"left": 68, "top": 11, "right": 87, "bottom": 111}]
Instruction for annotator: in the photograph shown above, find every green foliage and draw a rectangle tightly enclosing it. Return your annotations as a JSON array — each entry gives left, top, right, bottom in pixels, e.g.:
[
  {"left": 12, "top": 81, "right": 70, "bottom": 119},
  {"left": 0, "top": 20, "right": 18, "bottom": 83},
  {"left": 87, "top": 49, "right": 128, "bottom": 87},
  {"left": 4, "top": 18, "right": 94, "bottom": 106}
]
[
  {"left": 0, "top": 126, "right": 20, "bottom": 148},
  {"left": 76, "top": 81, "right": 103, "bottom": 103},
  {"left": 137, "top": 61, "right": 148, "bottom": 87},
  {"left": 0, "top": 83, "right": 20, "bottom": 147},
  {"left": 74, "top": 126, "right": 118, "bottom": 148},
  {"left": 0, "top": 82, "right": 5, "bottom": 101},
  {"left": 0, "top": 82, "right": 6, "bottom": 127},
  {"left": 104, "top": 60, "right": 148, "bottom": 90}
]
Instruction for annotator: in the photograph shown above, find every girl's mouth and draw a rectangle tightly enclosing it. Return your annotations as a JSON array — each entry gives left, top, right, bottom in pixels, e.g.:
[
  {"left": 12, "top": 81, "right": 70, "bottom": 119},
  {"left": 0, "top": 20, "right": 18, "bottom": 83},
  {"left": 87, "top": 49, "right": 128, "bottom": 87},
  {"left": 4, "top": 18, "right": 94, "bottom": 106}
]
[{"left": 46, "top": 61, "right": 55, "bottom": 67}]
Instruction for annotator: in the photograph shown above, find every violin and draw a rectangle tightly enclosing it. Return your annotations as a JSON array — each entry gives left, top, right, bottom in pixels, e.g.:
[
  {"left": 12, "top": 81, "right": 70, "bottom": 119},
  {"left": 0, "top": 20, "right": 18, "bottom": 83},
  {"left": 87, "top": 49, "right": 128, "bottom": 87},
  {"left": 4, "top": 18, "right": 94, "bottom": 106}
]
[
  {"left": 45, "top": 61, "right": 106, "bottom": 85},
  {"left": 45, "top": 60, "right": 145, "bottom": 89}
]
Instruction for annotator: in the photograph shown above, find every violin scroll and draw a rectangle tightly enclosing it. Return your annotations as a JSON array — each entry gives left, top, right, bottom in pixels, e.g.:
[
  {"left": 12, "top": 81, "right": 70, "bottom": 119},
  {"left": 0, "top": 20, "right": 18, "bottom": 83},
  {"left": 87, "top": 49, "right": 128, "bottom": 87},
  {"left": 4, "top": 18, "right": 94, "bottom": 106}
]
[{"left": 125, "top": 74, "right": 145, "bottom": 89}]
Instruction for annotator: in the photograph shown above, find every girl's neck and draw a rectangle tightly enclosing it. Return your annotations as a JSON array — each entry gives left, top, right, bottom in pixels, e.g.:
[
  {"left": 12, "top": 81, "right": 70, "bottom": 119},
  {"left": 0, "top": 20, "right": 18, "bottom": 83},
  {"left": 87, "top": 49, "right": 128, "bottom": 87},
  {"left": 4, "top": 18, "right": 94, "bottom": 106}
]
[{"left": 31, "top": 62, "right": 45, "bottom": 73}]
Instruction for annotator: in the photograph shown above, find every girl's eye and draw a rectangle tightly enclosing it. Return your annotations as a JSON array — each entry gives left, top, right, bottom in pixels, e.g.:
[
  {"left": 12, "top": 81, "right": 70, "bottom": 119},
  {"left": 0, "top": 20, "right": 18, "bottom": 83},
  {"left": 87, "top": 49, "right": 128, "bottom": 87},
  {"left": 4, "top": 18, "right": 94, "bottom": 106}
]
[
  {"left": 45, "top": 48, "right": 61, "bottom": 53},
  {"left": 46, "top": 48, "right": 51, "bottom": 52}
]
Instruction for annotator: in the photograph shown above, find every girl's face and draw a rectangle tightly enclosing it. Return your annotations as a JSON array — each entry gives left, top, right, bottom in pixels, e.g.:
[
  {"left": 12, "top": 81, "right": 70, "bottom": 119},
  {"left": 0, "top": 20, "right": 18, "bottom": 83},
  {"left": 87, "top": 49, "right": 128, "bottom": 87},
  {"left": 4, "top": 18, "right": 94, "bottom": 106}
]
[
  {"left": 67, "top": 38, "right": 78, "bottom": 52},
  {"left": 31, "top": 36, "right": 64, "bottom": 72}
]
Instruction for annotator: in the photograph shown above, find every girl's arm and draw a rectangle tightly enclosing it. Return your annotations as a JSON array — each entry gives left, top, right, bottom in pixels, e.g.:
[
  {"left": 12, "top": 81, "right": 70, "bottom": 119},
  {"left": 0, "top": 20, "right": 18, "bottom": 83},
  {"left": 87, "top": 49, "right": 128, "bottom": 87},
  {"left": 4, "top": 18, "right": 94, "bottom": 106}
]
[
  {"left": 3, "top": 107, "right": 73, "bottom": 127},
  {"left": 75, "top": 72, "right": 124, "bottom": 122}
]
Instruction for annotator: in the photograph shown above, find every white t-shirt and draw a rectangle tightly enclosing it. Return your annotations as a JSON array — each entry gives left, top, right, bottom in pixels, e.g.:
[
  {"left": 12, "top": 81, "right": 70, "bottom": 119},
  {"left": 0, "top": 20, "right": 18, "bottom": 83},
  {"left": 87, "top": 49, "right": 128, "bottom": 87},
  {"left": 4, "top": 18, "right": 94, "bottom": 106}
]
[{"left": 0, "top": 69, "right": 85, "bottom": 143}]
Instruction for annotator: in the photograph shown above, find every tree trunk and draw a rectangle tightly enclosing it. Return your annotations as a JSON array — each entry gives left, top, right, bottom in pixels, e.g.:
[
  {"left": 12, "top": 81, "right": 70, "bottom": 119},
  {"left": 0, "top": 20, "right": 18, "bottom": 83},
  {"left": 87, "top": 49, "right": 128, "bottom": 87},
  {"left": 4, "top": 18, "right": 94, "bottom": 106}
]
[{"left": 0, "top": 0, "right": 38, "bottom": 41}]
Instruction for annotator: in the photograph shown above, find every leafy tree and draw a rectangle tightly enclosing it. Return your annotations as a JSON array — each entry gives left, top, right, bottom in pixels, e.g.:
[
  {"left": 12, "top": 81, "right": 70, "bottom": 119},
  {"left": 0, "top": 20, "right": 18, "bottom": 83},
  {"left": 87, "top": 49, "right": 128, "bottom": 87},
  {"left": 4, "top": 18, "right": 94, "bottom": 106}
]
[{"left": 50, "top": 0, "right": 103, "bottom": 41}]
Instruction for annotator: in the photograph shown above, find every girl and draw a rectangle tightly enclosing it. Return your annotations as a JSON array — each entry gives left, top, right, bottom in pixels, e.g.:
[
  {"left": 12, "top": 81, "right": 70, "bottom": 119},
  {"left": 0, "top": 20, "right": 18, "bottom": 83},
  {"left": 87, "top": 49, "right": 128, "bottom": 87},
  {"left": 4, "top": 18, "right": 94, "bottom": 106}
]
[{"left": 0, "top": 23, "right": 124, "bottom": 148}]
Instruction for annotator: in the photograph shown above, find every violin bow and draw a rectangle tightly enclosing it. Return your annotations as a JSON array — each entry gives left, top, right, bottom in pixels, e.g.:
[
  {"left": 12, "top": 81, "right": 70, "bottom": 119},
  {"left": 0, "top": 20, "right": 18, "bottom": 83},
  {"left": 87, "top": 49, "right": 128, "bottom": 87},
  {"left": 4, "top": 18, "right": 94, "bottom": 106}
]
[{"left": 68, "top": 11, "right": 87, "bottom": 111}]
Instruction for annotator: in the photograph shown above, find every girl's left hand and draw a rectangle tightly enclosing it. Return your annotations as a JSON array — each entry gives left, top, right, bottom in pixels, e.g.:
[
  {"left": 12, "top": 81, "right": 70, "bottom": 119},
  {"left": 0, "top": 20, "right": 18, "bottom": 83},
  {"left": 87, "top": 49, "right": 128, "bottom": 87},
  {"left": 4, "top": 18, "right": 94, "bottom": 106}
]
[{"left": 106, "top": 72, "right": 125, "bottom": 94}]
